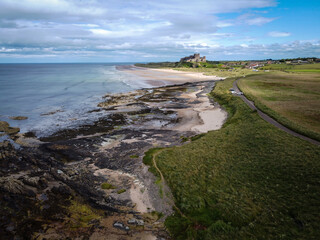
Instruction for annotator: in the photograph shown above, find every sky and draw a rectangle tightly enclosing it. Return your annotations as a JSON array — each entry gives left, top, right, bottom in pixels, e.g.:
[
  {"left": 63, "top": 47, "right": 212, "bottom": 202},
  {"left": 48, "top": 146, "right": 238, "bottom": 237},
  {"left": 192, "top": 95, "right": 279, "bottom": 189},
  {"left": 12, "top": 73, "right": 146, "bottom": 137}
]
[{"left": 0, "top": 0, "right": 319, "bottom": 62}]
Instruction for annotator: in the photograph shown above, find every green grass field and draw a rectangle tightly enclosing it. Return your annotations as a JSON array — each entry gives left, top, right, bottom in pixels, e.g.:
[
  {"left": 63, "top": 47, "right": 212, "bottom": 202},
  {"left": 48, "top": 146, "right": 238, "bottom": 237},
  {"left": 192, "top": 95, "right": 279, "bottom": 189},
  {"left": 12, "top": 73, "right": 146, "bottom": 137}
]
[
  {"left": 148, "top": 77, "right": 320, "bottom": 239},
  {"left": 238, "top": 72, "right": 320, "bottom": 141},
  {"left": 261, "top": 63, "right": 320, "bottom": 73}
]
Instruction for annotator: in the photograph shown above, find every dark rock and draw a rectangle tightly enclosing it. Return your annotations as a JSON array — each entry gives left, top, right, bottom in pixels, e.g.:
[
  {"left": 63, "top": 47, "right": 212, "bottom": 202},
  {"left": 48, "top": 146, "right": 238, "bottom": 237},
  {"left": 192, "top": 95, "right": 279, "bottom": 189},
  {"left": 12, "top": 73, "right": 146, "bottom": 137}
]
[
  {"left": 23, "top": 131, "right": 36, "bottom": 138},
  {"left": 38, "top": 193, "right": 48, "bottom": 201},
  {"left": 113, "top": 221, "right": 129, "bottom": 231},
  {"left": 21, "top": 176, "right": 40, "bottom": 187},
  {"left": 137, "top": 220, "right": 144, "bottom": 226},
  {"left": 127, "top": 218, "right": 144, "bottom": 226},
  {"left": 9, "top": 116, "right": 28, "bottom": 120},
  {"left": 88, "top": 219, "right": 100, "bottom": 228},
  {"left": 0, "top": 121, "right": 20, "bottom": 136},
  {"left": 5, "top": 223, "right": 15, "bottom": 232},
  {"left": 128, "top": 218, "right": 137, "bottom": 224},
  {"left": 0, "top": 177, "right": 35, "bottom": 197},
  {"left": 51, "top": 185, "right": 72, "bottom": 197}
]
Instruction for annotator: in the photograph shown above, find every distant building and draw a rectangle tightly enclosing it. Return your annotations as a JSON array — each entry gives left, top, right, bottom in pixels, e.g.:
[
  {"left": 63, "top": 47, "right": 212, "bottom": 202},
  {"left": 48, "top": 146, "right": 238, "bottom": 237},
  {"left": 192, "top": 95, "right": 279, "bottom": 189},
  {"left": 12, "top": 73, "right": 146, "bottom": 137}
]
[
  {"left": 180, "top": 53, "right": 206, "bottom": 63},
  {"left": 247, "top": 62, "right": 261, "bottom": 69}
]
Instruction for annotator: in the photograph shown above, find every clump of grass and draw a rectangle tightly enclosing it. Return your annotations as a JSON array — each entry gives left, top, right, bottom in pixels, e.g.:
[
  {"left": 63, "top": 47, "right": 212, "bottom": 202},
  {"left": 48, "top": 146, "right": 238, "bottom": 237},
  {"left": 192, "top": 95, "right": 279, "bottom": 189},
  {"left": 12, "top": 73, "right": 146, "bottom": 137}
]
[
  {"left": 101, "top": 182, "right": 116, "bottom": 190},
  {"left": 117, "top": 189, "right": 126, "bottom": 194},
  {"left": 142, "top": 147, "right": 163, "bottom": 177},
  {"left": 143, "top": 148, "right": 162, "bottom": 165},
  {"left": 151, "top": 211, "right": 164, "bottom": 220},
  {"left": 180, "top": 136, "right": 189, "bottom": 143},
  {"left": 67, "top": 200, "right": 101, "bottom": 229},
  {"left": 130, "top": 154, "right": 139, "bottom": 159},
  {"left": 155, "top": 178, "right": 163, "bottom": 198},
  {"left": 190, "top": 133, "right": 206, "bottom": 141}
]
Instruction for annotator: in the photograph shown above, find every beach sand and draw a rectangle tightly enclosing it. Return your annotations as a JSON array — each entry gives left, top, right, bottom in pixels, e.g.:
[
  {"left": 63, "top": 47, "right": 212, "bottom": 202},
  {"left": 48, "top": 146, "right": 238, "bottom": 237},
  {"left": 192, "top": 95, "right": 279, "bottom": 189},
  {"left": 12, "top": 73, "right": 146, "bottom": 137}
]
[
  {"left": 117, "top": 65, "right": 225, "bottom": 87},
  {"left": 118, "top": 65, "right": 227, "bottom": 134}
]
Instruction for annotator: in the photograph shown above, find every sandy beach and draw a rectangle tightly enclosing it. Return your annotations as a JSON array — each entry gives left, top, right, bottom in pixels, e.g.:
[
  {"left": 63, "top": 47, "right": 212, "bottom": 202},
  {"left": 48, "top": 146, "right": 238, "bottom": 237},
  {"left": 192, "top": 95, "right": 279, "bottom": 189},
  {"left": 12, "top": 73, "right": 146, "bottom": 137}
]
[
  {"left": 117, "top": 65, "right": 225, "bottom": 87},
  {"left": 118, "top": 65, "right": 227, "bottom": 133}
]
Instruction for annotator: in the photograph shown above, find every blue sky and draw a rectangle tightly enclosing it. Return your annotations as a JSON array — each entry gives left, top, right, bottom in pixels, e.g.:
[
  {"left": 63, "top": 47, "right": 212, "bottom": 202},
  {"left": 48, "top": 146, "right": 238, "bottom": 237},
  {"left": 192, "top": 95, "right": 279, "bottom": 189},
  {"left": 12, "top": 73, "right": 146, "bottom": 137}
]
[{"left": 0, "top": 0, "right": 319, "bottom": 62}]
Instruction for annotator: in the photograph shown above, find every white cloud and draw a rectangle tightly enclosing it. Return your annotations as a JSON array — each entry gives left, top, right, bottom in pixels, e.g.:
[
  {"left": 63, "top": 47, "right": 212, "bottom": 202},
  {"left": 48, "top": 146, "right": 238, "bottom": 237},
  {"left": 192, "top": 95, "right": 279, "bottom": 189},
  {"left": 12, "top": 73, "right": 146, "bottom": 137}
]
[
  {"left": 0, "top": 47, "right": 16, "bottom": 52},
  {"left": 73, "top": 24, "right": 100, "bottom": 28},
  {"left": 268, "top": 31, "right": 291, "bottom": 37},
  {"left": 205, "top": 41, "right": 320, "bottom": 60},
  {"left": 210, "top": 33, "right": 234, "bottom": 38},
  {"left": 217, "top": 22, "right": 234, "bottom": 28},
  {"left": 246, "top": 17, "right": 276, "bottom": 25},
  {"left": 217, "top": 13, "right": 276, "bottom": 30},
  {"left": 1, "top": 0, "right": 317, "bottom": 61}
]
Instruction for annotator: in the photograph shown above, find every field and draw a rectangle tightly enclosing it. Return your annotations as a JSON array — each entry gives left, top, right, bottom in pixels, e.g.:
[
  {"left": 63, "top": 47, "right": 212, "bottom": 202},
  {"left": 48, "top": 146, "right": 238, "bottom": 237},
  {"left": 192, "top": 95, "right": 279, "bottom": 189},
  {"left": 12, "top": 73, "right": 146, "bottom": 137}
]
[
  {"left": 147, "top": 77, "right": 320, "bottom": 239},
  {"left": 261, "top": 63, "right": 320, "bottom": 73},
  {"left": 238, "top": 72, "right": 320, "bottom": 141}
]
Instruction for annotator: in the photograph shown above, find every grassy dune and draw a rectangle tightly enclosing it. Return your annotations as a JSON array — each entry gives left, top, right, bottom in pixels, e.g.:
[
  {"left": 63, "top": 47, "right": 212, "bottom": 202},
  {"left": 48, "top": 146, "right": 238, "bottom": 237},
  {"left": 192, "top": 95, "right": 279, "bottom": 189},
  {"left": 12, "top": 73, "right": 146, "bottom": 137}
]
[
  {"left": 238, "top": 72, "right": 320, "bottom": 141},
  {"left": 152, "top": 77, "right": 320, "bottom": 239}
]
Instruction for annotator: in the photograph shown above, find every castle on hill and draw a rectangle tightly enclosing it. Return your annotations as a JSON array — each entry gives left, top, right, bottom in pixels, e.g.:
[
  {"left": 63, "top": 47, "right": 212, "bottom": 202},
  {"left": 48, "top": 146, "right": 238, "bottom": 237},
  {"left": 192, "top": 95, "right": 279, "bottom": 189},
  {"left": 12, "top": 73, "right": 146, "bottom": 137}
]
[{"left": 180, "top": 53, "right": 206, "bottom": 63}]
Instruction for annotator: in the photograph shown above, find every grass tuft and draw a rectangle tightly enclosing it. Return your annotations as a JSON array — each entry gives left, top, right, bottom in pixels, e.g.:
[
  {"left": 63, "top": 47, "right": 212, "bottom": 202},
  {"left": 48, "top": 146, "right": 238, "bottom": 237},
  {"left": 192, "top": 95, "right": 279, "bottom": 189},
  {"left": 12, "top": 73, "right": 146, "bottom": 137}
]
[
  {"left": 67, "top": 200, "right": 101, "bottom": 229},
  {"left": 117, "top": 189, "right": 126, "bottom": 194},
  {"left": 101, "top": 182, "right": 116, "bottom": 190}
]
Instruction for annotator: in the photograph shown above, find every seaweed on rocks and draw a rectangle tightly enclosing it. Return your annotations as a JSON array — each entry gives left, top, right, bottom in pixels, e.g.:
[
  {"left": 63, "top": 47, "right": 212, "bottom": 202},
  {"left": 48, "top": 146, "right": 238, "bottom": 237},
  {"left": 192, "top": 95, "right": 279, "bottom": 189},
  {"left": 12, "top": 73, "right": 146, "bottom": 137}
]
[{"left": 40, "top": 113, "right": 127, "bottom": 142}]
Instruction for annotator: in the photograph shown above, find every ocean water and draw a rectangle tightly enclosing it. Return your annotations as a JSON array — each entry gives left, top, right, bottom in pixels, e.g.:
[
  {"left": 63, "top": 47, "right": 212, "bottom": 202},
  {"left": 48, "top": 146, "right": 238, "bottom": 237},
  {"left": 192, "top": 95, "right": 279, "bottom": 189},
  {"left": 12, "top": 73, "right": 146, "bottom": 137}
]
[{"left": 0, "top": 63, "right": 149, "bottom": 137}]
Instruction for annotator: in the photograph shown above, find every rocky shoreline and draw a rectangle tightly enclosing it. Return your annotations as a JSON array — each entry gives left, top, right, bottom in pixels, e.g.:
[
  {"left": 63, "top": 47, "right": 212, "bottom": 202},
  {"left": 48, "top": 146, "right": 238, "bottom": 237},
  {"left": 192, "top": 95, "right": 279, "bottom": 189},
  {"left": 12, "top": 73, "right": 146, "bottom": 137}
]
[{"left": 0, "top": 80, "right": 226, "bottom": 239}]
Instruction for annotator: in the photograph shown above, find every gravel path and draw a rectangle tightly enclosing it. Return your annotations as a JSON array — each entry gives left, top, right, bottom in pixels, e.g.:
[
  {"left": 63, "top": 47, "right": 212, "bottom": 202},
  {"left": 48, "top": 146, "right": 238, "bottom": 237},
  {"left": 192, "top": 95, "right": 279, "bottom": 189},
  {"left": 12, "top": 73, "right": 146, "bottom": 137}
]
[{"left": 233, "top": 79, "right": 320, "bottom": 146}]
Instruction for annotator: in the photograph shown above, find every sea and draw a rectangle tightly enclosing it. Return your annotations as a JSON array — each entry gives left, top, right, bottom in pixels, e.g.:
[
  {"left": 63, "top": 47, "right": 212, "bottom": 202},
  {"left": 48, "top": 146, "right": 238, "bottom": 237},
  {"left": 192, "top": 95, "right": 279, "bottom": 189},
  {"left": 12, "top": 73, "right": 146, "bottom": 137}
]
[{"left": 0, "top": 63, "right": 150, "bottom": 139}]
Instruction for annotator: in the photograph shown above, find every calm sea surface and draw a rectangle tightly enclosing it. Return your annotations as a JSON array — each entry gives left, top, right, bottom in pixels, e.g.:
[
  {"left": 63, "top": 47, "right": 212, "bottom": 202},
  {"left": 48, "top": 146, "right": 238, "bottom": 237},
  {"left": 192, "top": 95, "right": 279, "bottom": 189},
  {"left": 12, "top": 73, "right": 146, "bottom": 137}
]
[{"left": 0, "top": 63, "right": 149, "bottom": 137}]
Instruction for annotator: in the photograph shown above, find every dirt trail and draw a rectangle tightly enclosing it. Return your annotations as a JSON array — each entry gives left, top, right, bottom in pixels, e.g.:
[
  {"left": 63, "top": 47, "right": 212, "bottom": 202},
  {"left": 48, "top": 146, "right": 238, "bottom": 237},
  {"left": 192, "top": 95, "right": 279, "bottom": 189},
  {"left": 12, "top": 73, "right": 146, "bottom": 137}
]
[{"left": 152, "top": 149, "right": 187, "bottom": 218}]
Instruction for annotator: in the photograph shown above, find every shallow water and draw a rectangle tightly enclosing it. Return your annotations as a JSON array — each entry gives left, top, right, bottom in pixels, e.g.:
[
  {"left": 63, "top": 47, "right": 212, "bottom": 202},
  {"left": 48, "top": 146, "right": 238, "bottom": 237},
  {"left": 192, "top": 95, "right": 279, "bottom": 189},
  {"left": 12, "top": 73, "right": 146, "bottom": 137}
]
[{"left": 0, "top": 63, "right": 149, "bottom": 137}]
